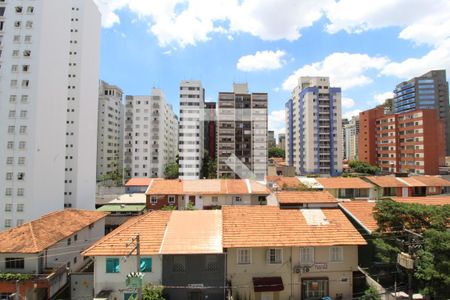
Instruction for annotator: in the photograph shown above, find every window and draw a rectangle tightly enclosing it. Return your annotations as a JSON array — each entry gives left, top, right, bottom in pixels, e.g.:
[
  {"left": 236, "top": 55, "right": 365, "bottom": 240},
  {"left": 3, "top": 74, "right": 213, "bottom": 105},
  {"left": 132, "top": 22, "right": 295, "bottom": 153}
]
[
  {"left": 267, "top": 248, "right": 282, "bottom": 264},
  {"left": 8, "top": 126, "right": 15, "bottom": 134},
  {"left": 212, "top": 196, "right": 218, "bottom": 203},
  {"left": 22, "top": 80, "right": 29, "bottom": 87},
  {"left": 10, "top": 95, "right": 17, "bottom": 103},
  {"left": 15, "top": 6, "right": 23, "bottom": 13},
  {"left": 172, "top": 256, "right": 186, "bottom": 272},
  {"left": 11, "top": 64, "right": 18, "bottom": 72},
  {"left": 17, "top": 172, "right": 24, "bottom": 180},
  {"left": 17, "top": 204, "right": 24, "bottom": 212},
  {"left": 235, "top": 196, "right": 242, "bottom": 202},
  {"left": 6, "top": 173, "right": 13, "bottom": 180},
  {"left": 237, "top": 248, "right": 251, "bottom": 264},
  {"left": 21, "top": 95, "right": 28, "bottom": 103},
  {"left": 5, "top": 258, "right": 24, "bottom": 269},
  {"left": 24, "top": 35, "right": 31, "bottom": 43},
  {"left": 19, "top": 126, "right": 26, "bottom": 134},
  {"left": 7, "top": 142, "right": 14, "bottom": 149},
  {"left": 5, "top": 203, "right": 12, "bottom": 212},
  {"left": 6, "top": 157, "right": 13, "bottom": 165},
  {"left": 17, "top": 219, "right": 24, "bottom": 226},
  {"left": 74, "top": 234, "right": 78, "bottom": 241},
  {"left": 23, "top": 50, "right": 30, "bottom": 57},
  {"left": 25, "top": 21, "right": 32, "bottom": 29},
  {"left": 5, "top": 188, "right": 12, "bottom": 196},
  {"left": 26, "top": 6, "right": 34, "bottom": 14},
  {"left": 106, "top": 258, "right": 120, "bottom": 273},
  {"left": 4, "top": 219, "right": 12, "bottom": 228},
  {"left": 20, "top": 110, "right": 27, "bottom": 118},
  {"left": 151, "top": 196, "right": 157, "bottom": 204},
  {"left": 140, "top": 257, "right": 152, "bottom": 272},
  {"left": 12, "top": 50, "right": 19, "bottom": 57},
  {"left": 330, "top": 246, "right": 343, "bottom": 262},
  {"left": 22, "top": 65, "right": 29, "bottom": 72},
  {"left": 205, "top": 255, "right": 219, "bottom": 271},
  {"left": 18, "top": 157, "right": 25, "bottom": 165},
  {"left": 300, "top": 247, "right": 314, "bottom": 265},
  {"left": 17, "top": 188, "right": 24, "bottom": 196},
  {"left": 14, "top": 21, "right": 21, "bottom": 28},
  {"left": 19, "top": 141, "right": 26, "bottom": 149},
  {"left": 10, "top": 80, "right": 17, "bottom": 87},
  {"left": 168, "top": 195, "right": 175, "bottom": 204}
]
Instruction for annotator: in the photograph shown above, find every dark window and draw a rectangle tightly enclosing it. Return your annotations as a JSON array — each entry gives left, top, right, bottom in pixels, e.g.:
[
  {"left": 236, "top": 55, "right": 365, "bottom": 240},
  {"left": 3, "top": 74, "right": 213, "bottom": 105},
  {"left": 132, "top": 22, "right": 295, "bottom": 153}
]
[{"left": 5, "top": 257, "right": 24, "bottom": 269}]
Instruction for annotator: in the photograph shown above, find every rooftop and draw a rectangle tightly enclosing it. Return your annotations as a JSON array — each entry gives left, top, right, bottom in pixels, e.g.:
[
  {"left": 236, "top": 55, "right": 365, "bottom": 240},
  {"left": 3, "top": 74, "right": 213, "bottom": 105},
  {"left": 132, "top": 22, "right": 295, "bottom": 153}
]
[
  {"left": 315, "top": 177, "right": 374, "bottom": 189},
  {"left": 222, "top": 206, "right": 366, "bottom": 248},
  {"left": 96, "top": 204, "right": 146, "bottom": 212},
  {"left": 275, "top": 191, "right": 337, "bottom": 205},
  {"left": 0, "top": 210, "right": 108, "bottom": 254},
  {"left": 124, "top": 178, "right": 156, "bottom": 187},
  {"left": 391, "top": 196, "right": 450, "bottom": 206},
  {"left": 365, "top": 176, "right": 408, "bottom": 188},
  {"left": 339, "top": 201, "right": 378, "bottom": 234},
  {"left": 266, "top": 176, "right": 304, "bottom": 190},
  {"left": 365, "top": 175, "right": 450, "bottom": 188},
  {"left": 109, "top": 193, "right": 147, "bottom": 204}
]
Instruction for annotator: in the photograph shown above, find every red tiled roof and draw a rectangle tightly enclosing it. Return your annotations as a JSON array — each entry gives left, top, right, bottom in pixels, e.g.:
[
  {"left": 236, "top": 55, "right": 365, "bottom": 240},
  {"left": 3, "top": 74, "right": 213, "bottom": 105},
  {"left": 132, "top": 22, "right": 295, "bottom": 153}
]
[
  {"left": 83, "top": 211, "right": 171, "bottom": 256},
  {"left": 365, "top": 176, "right": 408, "bottom": 188},
  {"left": 267, "top": 176, "right": 304, "bottom": 189},
  {"left": 391, "top": 196, "right": 450, "bottom": 206},
  {"left": 125, "top": 178, "right": 155, "bottom": 187},
  {"left": 339, "top": 201, "right": 377, "bottom": 233},
  {"left": 222, "top": 206, "right": 366, "bottom": 248},
  {"left": 397, "top": 177, "right": 427, "bottom": 187},
  {"left": 411, "top": 176, "right": 450, "bottom": 187},
  {"left": 316, "top": 177, "right": 373, "bottom": 189},
  {"left": 275, "top": 191, "right": 337, "bottom": 205},
  {"left": 0, "top": 210, "right": 108, "bottom": 254}
]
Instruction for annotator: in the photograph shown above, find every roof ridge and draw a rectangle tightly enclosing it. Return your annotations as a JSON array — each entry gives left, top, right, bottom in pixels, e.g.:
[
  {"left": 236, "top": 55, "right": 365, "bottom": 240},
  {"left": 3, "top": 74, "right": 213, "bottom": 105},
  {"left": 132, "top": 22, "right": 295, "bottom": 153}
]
[
  {"left": 245, "top": 179, "right": 251, "bottom": 194},
  {"left": 28, "top": 222, "right": 39, "bottom": 252}
]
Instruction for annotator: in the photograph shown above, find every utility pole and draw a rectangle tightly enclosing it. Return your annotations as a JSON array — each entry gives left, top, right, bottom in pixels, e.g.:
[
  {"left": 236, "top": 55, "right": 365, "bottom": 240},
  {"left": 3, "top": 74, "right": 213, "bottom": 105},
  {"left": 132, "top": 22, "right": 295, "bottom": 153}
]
[{"left": 126, "top": 234, "right": 142, "bottom": 300}]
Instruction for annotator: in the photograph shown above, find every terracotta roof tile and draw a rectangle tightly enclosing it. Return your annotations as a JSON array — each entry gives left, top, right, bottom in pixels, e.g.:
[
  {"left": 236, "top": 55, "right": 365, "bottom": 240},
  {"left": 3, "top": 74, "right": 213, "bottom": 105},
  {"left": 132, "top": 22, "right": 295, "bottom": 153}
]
[
  {"left": 316, "top": 177, "right": 373, "bottom": 189},
  {"left": 397, "top": 177, "right": 427, "bottom": 187},
  {"left": 222, "top": 206, "right": 366, "bottom": 248},
  {"left": 391, "top": 196, "right": 450, "bottom": 206},
  {"left": 82, "top": 211, "right": 171, "bottom": 256},
  {"left": 365, "top": 176, "right": 408, "bottom": 188},
  {"left": 125, "top": 178, "right": 156, "bottom": 187},
  {"left": 275, "top": 191, "right": 337, "bottom": 205},
  {"left": 0, "top": 210, "right": 108, "bottom": 253},
  {"left": 410, "top": 176, "right": 450, "bottom": 187},
  {"left": 339, "top": 201, "right": 377, "bottom": 234},
  {"left": 267, "top": 176, "right": 304, "bottom": 190}
]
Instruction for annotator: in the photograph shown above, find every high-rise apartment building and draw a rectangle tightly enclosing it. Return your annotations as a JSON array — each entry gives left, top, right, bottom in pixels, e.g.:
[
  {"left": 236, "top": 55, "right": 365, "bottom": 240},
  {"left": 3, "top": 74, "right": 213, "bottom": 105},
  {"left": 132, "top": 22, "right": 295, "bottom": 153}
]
[
  {"left": 97, "top": 80, "right": 124, "bottom": 181},
  {"left": 393, "top": 70, "right": 450, "bottom": 154},
  {"left": 343, "top": 116, "right": 359, "bottom": 161},
  {"left": 267, "top": 130, "right": 276, "bottom": 148},
  {"left": 278, "top": 133, "right": 286, "bottom": 150},
  {"left": 341, "top": 118, "right": 349, "bottom": 160},
  {"left": 286, "top": 77, "right": 343, "bottom": 176},
  {"left": 204, "top": 101, "right": 217, "bottom": 160},
  {"left": 217, "top": 83, "right": 267, "bottom": 180},
  {"left": 179, "top": 80, "right": 204, "bottom": 179},
  {"left": 123, "top": 89, "right": 178, "bottom": 179},
  {"left": 359, "top": 108, "right": 444, "bottom": 175},
  {"left": 0, "top": 0, "right": 100, "bottom": 229}
]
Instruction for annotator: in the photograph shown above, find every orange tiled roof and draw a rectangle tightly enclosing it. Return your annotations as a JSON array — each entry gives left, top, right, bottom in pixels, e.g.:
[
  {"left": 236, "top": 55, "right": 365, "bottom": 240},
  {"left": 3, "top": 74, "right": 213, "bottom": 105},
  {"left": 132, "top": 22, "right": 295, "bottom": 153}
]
[
  {"left": 83, "top": 211, "right": 171, "bottom": 256},
  {"left": 391, "top": 196, "right": 450, "bottom": 206},
  {"left": 160, "top": 210, "right": 222, "bottom": 254},
  {"left": 339, "top": 201, "right": 378, "bottom": 234},
  {"left": 316, "top": 177, "right": 373, "bottom": 189},
  {"left": 365, "top": 176, "right": 408, "bottom": 188},
  {"left": 222, "top": 206, "right": 366, "bottom": 248},
  {"left": 0, "top": 210, "right": 108, "bottom": 254},
  {"left": 275, "top": 191, "right": 337, "bottom": 205},
  {"left": 125, "top": 178, "right": 155, "bottom": 187},
  {"left": 268, "top": 176, "right": 304, "bottom": 189},
  {"left": 411, "top": 176, "right": 450, "bottom": 187},
  {"left": 146, "top": 179, "right": 270, "bottom": 195},
  {"left": 397, "top": 177, "right": 427, "bottom": 187}
]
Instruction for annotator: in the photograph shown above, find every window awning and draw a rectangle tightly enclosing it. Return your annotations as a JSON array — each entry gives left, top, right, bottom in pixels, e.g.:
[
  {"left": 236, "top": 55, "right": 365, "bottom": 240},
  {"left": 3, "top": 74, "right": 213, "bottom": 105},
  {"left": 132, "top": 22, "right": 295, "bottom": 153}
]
[{"left": 252, "top": 277, "right": 284, "bottom": 292}]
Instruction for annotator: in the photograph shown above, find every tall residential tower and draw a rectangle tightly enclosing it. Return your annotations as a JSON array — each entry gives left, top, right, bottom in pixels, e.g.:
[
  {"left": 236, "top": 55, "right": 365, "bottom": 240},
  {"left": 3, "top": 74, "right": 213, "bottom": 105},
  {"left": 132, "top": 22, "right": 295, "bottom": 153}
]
[{"left": 286, "top": 77, "right": 343, "bottom": 176}]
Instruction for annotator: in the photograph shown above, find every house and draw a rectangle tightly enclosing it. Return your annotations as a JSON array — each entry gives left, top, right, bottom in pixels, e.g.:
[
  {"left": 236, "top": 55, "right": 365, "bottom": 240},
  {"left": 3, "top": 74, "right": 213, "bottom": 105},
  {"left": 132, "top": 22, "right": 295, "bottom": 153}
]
[
  {"left": 338, "top": 201, "right": 378, "bottom": 235},
  {"left": 267, "top": 158, "right": 296, "bottom": 177},
  {"left": 365, "top": 175, "right": 450, "bottom": 198},
  {"left": 82, "top": 211, "right": 171, "bottom": 300},
  {"left": 0, "top": 210, "right": 107, "bottom": 300},
  {"left": 266, "top": 176, "right": 305, "bottom": 191},
  {"left": 271, "top": 191, "right": 338, "bottom": 208},
  {"left": 223, "top": 206, "right": 367, "bottom": 300},
  {"left": 298, "top": 177, "right": 376, "bottom": 199},
  {"left": 124, "top": 178, "right": 156, "bottom": 194},
  {"left": 145, "top": 179, "right": 271, "bottom": 210}
]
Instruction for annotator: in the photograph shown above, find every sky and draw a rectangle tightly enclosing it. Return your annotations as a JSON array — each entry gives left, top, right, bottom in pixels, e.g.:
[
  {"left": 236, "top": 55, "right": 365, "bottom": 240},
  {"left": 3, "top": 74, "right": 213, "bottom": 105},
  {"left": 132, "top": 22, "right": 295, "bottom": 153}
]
[{"left": 95, "top": 0, "right": 450, "bottom": 137}]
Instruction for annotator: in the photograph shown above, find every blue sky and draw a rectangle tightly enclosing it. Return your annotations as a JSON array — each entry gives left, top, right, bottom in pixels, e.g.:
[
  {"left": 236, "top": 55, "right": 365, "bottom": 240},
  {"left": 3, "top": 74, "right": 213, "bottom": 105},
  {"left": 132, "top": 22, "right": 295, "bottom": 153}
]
[{"left": 95, "top": 0, "right": 450, "bottom": 136}]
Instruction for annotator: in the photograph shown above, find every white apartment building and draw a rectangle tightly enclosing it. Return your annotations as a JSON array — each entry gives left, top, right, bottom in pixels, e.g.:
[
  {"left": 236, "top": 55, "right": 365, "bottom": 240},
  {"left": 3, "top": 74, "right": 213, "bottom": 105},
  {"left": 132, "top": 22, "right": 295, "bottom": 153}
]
[
  {"left": 344, "top": 116, "right": 359, "bottom": 161},
  {"left": 97, "top": 80, "right": 124, "bottom": 181},
  {"left": 123, "top": 88, "right": 178, "bottom": 179},
  {"left": 0, "top": 0, "right": 100, "bottom": 230},
  {"left": 286, "top": 77, "right": 343, "bottom": 176},
  {"left": 179, "top": 80, "right": 204, "bottom": 179}
]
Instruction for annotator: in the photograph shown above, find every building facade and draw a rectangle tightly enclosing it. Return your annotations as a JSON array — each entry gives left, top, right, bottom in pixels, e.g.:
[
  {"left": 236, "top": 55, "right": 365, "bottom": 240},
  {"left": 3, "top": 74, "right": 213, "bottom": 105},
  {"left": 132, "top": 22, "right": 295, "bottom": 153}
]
[
  {"left": 217, "top": 83, "right": 268, "bottom": 180},
  {"left": 393, "top": 70, "right": 450, "bottom": 154},
  {"left": 267, "top": 130, "right": 276, "bottom": 148},
  {"left": 343, "top": 116, "right": 359, "bottom": 161},
  {"left": 286, "top": 77, "right": 343, "bottom": 176},
  {"left": 0, "top": 0, "right": 100, "bottom": 230},
  {"left": 179, "top": 80, "right": 204, "bottom": 179},
  {"left": 204, "top": 101, "right": 217, "bottom": 160},
  {"left": 123, "top": 89, "right": 178, "bottom": 179},
  {"left": 97, "top": 80, "right": 124, "bottom": 181},
  {"left": 359, "top": 108, "right": 445, "bottom": 175},
  {"left": 278, "top": 133, "right": 286, "bottom": 150}
]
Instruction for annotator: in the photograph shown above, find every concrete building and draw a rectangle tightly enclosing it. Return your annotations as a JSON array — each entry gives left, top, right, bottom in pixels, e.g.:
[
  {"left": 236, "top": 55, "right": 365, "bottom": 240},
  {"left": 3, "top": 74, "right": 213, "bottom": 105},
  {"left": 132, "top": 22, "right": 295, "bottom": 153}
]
[
  {"left": 341, "top": 118, "right": 349, "bottom": 161},
  {"left": 286, "top": 77, "right": 343, "bottom": 176},
  {"left": 179, "top": 80, "right": 205, "bottom": 179},
  {"left": 343, "top": 116, "right": 359, "bottom": 161},
  {"left": 123, "top": 88, "right": 178, "bottom": 179},
  {"left": 204, "top": 102, "right": 217, "bottom": 160},
  {"left": 97, "top": 80, "right": 124, "bottom": 181},
  {"left": 393, "top": 70, "right": 450, "bottom": 154},
  {"left": 359, "top": 108, "right": 445, "bottom": 175},
  {"left": 278, "top": 133, "right": 286, "bottom": 150},
  {"left": 267, "top": 130, "right": 276, "bottom": 148},
  {"left": 217, "top": 83, "right": 268, "bottom": 180},
  {"left": 0, "top": 0, "right": 101, "bottom": 230}
]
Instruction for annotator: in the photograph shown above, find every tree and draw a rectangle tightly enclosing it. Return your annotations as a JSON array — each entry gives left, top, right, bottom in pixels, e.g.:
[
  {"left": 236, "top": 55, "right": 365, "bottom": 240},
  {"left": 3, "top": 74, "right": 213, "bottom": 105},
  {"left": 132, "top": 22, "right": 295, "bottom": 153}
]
[
  {"left": 360, "top": 287, "right": 381, "bottom": 300},
  {"left": 207, "top": 159, "right": 217, "bottom": 179},
  {"left": 128, "top": 284, "right": 165, "bottom": 300},
  {"left": 347, "top": 160, "right": 380, "bottom": 175},
  {"left": 268, "top": 147, "right": 285, "bottom": 158},
  {"left": 164, "top": 162, "right": 179, "bottom": 179}
]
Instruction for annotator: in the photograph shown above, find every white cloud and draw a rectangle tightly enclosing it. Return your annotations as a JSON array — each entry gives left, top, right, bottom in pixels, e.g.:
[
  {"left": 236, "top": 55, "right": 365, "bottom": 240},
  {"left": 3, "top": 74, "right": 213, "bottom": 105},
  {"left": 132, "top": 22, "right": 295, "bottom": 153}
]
[
  {"left": 237, "top": 50, "right": 286, "bottom": 72},
  {"left": 94, "top": 0, "right": 333, "bottom": 47},
  {"left": 374, "top": 91, "right": 394, "bottom": 104},
  {"left": 282, "top": 52, "right": 388, "bottom": 91},
  {"left": 342, "top": 97, "right": 355, "bottom": 109},
  {"left": 325, "top": 0, "right": 450, "bottom": 46},
  {"left": 268, "top": 110, "right": 286, "bottom": 137},
  {"left": 343, "top": 109, "right": 361, "bottom": 120}
]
